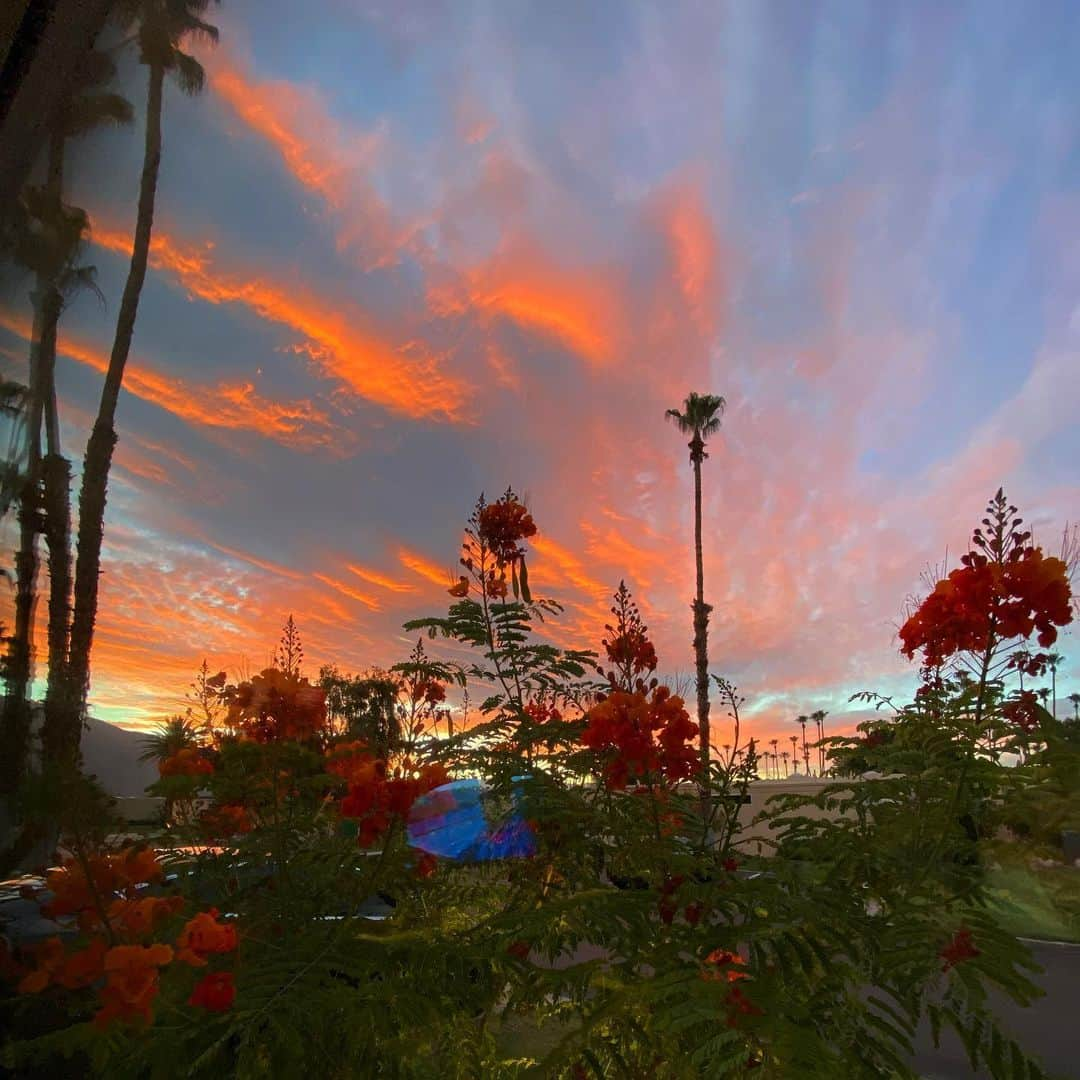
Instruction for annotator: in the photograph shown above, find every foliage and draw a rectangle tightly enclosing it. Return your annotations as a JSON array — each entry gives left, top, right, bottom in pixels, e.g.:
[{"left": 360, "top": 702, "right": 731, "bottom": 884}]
[{"left": 1, "top": 489, "right": 1069, "bottom": 1078}]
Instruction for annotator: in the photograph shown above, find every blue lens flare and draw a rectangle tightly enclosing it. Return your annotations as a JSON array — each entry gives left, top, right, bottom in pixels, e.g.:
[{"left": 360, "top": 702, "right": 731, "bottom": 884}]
[{"left": 407, "top": 778, "right": 536, "bottom": 861}]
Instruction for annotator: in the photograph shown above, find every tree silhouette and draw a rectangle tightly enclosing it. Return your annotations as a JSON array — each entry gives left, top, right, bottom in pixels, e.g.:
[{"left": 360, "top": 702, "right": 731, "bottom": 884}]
[
  {"left": 665, "top": 391, "right": 725, "bottom": 801},
  {"left": 276, "top": 615, "right": 304, "bottom": 677},
  {"left": 56, "top": 0, "right": 219, "bottom": 772}
]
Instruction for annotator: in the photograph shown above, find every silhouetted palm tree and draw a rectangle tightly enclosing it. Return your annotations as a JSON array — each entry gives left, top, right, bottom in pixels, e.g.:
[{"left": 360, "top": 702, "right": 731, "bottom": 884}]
[
  {"left": 789, "top": 734, "right": 799, "bottom": 774},
  {"left": 665, "top": 392, "right": 725, "bottom": 797},
  {"left": 1068, "top": 692, "right": 1080, "bottom": 721},
  {"left": 812, "top": 709, "right": 828, "bottom": 773},
  {"left": 781, "top": 750, "right": 790, "bottom": 777},
  {"left": 1046, "top": 653, "right": 1063, "bottom": 717},
  {"left": 138, "top": 716, "right": 200, "bottom": 765},
  {"left": 54, "top": 0, "right": 218, "bottom": 770},
  {"left": 796, "top": 715, "right": 810, "bottom": 774},
  {"left": 1, "top": 48, "right": 129, "bottom": 797}
]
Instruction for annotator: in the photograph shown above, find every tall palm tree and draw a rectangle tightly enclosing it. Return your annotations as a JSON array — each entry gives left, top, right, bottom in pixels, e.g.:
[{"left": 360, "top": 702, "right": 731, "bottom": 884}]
[
  {"left": 796, "top": 714, "right": 810, "bottom": 774},
  {"left": 781, "top": 750, "right": 790, "bottom": 777},
  {"left": 0, "top": 48, "right": 129, "bottom": 799},
  {"left": 1046, "top": 653, "right": 1063, "bottom": 718},
  {"left": 665, "top": 392, "right": 725, "bottom": 797},
  {"left": 49, "top": 0, "right": 218, "bottom": 770},
  {"left": 1069, "top": 692, "right": 1080, "bottom": 722},
  {"left": 789, "top": 734, "right": 799, "bottom": 773},
  {"left": 769, "top": 738, "right": 779, "bottom": 779},
  {"left": 812, "top": 709, "right": 828, "bottom": 774}
]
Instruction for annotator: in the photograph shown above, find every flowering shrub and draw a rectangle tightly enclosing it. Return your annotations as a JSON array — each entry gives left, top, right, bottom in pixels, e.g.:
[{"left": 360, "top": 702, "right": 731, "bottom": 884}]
[
  {"left": 899, "top": 490, "right": 1072, "bottom": 669},
  {"left": 1, "top": 489, "right": 1058, "bottom": 1079},
  {"left": 9, "top": 847, "right": 238, "bottom": 1034}
]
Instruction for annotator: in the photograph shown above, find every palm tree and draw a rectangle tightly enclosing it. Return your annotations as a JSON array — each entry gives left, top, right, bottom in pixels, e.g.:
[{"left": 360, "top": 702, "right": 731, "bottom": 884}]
[
  {"left": 1069, "top": 692, "right": 1080, "bottom": 722},
  {"left": 769, "top": 738, "right": 779, "bottom": 780},
  {"left": 665, "top": 392, "right": 726, "bottom": 797},
  {"left": 812, "top": 710, "right": 828, "bottom": 774},
  {"left": 796, "top": 715, "right": 810, "bottom": 774},
  {"left": 138, "top": 715, "right": 200, "bottom": 765},
  {"left": 789, "top": 734, "right": 799, "bottom": 774},
  {"left": 49, "top": 0, "right": 218, "bottom": 770},
  {"left": 1, "top": 49, "right": 129, "bottom": 798},
  {"left": 781, "top": 750, "right": 790, "bottom": 777},
  {"left": 1046, "top": 654, "right": 1063, "bottom": 718}
]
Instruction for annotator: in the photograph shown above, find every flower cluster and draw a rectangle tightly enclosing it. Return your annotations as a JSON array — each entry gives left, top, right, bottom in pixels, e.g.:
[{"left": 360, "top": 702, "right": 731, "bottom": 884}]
[
  {"left": 581, "top": 687, "right": 699, "bottom": 789},
  {"left": 601, "top": 581, "right": 658, "bottom": 691},
  {"left": 13, "top": 847, "right": 238, "bottom": 1028},
  {"left": 939, "top": 928, "right": 980, "bottom": 972},
  {"left": 158, "top": 747, "right": 214, "bottom": 778},
  {"left": 339, "top": 752, "right": 450, "bottom": 846},
  {"left": 899, "top": 547, "right": 1072, "bottom": 667},
  {"left": 222, "top": 667, "right": 327, "bottom": 743},
  {"left": 175, "top": 909, "right": 238, "bottom": 967},
  {"left": 199, "top": 802, "right": 253, "bottom": 839},
  {"left": 476, "top": 491, "right": 536, "bottom": 566}
]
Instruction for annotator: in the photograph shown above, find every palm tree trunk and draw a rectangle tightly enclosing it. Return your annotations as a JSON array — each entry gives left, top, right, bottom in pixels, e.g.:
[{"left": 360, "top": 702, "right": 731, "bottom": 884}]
[
  {"left": 690, "top": 438, "right": 711, "bottom": 805},
  {"left": 1051, "top": 665, "right": 1056, "bottom": 719},
  {"left": 46, "top": 61, "right": 164, "bottom": 769},
  {"left": 1, "top": 283, "right": 60, "bottom": 796}
]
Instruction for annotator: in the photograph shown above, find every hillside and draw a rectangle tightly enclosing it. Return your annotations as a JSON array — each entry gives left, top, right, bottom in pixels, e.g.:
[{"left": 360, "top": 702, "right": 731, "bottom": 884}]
[{"left": 81, "top": 717, "right": 157, "bottom": 797}]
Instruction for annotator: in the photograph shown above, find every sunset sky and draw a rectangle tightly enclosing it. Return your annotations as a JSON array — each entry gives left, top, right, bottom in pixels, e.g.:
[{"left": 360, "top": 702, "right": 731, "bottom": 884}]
[{"left": 1, "top": 0, "right": 1078, "bottom": 743}]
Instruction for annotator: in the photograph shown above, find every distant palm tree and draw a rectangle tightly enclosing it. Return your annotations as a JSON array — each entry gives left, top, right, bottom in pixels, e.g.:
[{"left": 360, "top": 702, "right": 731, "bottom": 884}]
[
  {"left": 1069, "top": 692, "right": 1080, "bottom": 721},
  {"left": 812, "top": 710, "right": 828, "bottom": 774},
  {"left": 138, "top": 716, "right": 201, "bottom": 765},
  {"left": 54, "top": 0, "right": 219, "bottom": 770},
  {"left": 789, "top": 734, "right": 800, "bottom": 773},
  {"left": 665, "top": 392, "right": 726, "bottom": 799},
  {"left": 796, "top": 715, "right": 810, "bottom": 774},
  {"left": 781, "top": 750, "right": 791, "bottom": 777},
  {"left": 1046, "top": 653, "right": 1063, "bottom": 717},
  {"left": 769, "top": 738, "right": 779, "bottom": 779}
]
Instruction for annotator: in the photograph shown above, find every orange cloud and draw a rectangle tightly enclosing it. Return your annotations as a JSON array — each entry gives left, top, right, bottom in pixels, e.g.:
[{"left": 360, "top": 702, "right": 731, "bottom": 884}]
[
  {"left": 0, "top": 310, "right": 343, "bottom": 452},
  {"left": 90, "top": 227, "right": 471, "bottom": 422},
  {"left": 465, "top": 252, "right": 621, "bottom": 367},
  {"left": 346, "top": 563, "right": 417, "bottom": 594},
  {"left": 397, "top": 546, "right": 453, "bottom": 587},
  {"left": 312, "top": 572, "right": 382, "bottom": 611}
]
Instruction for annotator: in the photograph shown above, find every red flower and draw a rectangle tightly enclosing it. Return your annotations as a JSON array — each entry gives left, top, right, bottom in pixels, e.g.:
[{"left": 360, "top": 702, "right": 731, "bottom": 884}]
[
  {"left": 448, "top": 576, "right": 470, "bottom": 598},
  {"left": 900, "top": 547, "right": 1072, "bottom": 667},
  {"left": 940, "top": 928, "right": 980, "bottom": 972},
  {"left": 721, "top": 858, "right": 739, "bottom": 873},
  {"left": 189, "top": 970, "right": 236, "bottom": 1012},
  {"left": 506, "top": 940, "right": 531, "bottom": 961},
  {"left": 582, "top": 688, "right": 698, "bottom": 789},
  {"left": 200, "top": 803, "right": 253, "bottom": 839},
  {"left": 476, "top": 494, "right": 536, "bottom": 566},
  {"left": 340, "top": 759, "right": 450, "bottom": 847},
  {"left": 94, "top": 943, "right": 173, "bottom": 1029},
  {"left": 223, "top": 668, "right": 327, "bottom": 743},
  {"left": 176, "top": 909, "right": 238, "bottom": 967},
  {"left": 158, "top": 748, "right": 214, "bottom": 778}
]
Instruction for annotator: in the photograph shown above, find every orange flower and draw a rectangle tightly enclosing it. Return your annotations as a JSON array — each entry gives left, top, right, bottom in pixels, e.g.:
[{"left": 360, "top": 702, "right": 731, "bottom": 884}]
[
  {"left": 582, "top": 687, "right": 698, "bottom": 789},
  {"left": 108, "top": 895, "right": 184, "bottom": 939},
  {"left": 476, "top": 493, "right": 536, "bottom": 565},
  {"left": 199, "top": 803, "right": 253, "bottom": 839},
  {"left": 189, "top": 970, "right": 235, "bottom": 1012},
  {"left": 55, "top": 938, "right": 108, "bottom": 990},
  {"left": 94, "top": 943, "right": 173, "bottom": 1029},
  {"left": 175, "top": 909, "right": 238, "bottom": 967},
  {"left": 158, "top": 747, "right": 214, "bottom": 778},
  {"left": 703, "top": 949, "right": 749, "bottom": 982}
]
